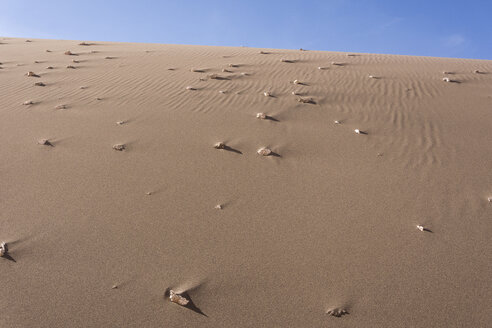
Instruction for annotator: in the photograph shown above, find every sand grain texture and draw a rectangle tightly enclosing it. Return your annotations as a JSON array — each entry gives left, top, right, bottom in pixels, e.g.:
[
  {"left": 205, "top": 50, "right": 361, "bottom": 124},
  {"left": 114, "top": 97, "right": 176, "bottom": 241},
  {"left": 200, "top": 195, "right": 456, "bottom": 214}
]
[{"left": 0, "top": 37, "right": 491, "bottom": 328}]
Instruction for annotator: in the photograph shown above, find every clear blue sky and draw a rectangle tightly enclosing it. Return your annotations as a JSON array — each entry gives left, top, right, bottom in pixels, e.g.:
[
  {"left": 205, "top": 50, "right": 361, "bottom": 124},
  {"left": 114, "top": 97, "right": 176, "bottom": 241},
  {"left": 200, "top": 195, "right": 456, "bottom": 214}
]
[{"left": 1, "top": 0, "right": 491, "bottom": 59}]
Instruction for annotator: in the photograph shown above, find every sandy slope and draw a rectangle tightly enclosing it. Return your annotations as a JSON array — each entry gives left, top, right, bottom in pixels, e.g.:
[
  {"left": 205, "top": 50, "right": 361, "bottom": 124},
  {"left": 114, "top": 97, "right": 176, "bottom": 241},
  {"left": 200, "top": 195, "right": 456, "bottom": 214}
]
[{"left": 0, "top": 37, "right": 491, "bottom": 327}]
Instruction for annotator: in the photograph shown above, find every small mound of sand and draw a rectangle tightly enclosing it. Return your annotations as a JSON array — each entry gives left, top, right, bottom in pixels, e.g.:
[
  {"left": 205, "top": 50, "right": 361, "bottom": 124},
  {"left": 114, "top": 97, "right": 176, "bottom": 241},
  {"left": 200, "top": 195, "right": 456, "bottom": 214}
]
[{"left": 64, "top": 50, "right": 74, "bottom": 55}]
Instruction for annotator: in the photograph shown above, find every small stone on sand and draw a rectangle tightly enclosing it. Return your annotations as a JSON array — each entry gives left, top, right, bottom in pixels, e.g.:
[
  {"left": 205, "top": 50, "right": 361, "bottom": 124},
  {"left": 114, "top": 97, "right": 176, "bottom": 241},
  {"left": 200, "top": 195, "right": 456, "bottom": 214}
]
[
  {"left": 354, "top": 129, "right": 361, "bottom": 134},
  {"left": 66, "top": 65, "right": 76, "bottom": 69},
  {"left": 334, "top": 120, "right": 340, "bottom": 124},
  {"left": 297, "top": 97, "right": 315, "bottom": 104},
  {"left": 256, "top": 113, "right": 267, "bottom": 119},
  {"left": 416, "top": 225, "right": 425, "bottom": 232},
  {"left": 186, "top": 86, "right": 196, "bottom": 91},
  {"left": 293, "top": 79, "right": 301, "bottom": 84},
  {"left": 0, "top": 242, "right": 8, "bottom": 257},
  {"left": 111, "top": 285, "right": 118, "bottom": 289},
  {"left": 442, "top": 77, "right": 451, "bottom": 82},
  {"left": 112, "top": 144, "right": 126, "bottom": 151},
  {"left": 215, "top": 204, "right": 222, "bottom": 210},
  {"left": 169, "top": 290, "right": 189, "bottom": 306},
  {"left": 23, "top": 100, "right": 34, "bottom": 105},
  {"left": 214, "top": 142, "right": 226, "bottom": 149},
  {"left": 326, "top": 308, "right": 348, "bottom": 317},
  {"left": 34, "top": 82, "right": 45, "bottom": 86},
  {"left": 26, "top": 71, "right": 38, "bottom": 77},
  {"left": 46, "top": 66, "right": 53, "bottom": 69},
  {"left": 64, "top": 50, "right": 73, "bottom": 55},
  {"left": 116, "top": 121, "right": 125, "bottom": 125},
  {"left": 263, "top": 91, "right": 272, "bottom": 97},
  {"left": 257, "top": 147, "right": 272, "bottom": 156},
  {"left": 38, "top": 139, "right": 53, "bottom": 146},
  {"left": 55, "top": 104, "right": 67, "bottom": 110}
]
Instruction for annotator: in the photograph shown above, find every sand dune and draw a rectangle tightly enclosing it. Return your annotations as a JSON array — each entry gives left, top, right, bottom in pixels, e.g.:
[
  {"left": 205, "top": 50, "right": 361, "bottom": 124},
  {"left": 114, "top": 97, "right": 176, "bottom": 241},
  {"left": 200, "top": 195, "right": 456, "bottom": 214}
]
[{"left": 0, "top": 37, "right": 491, "bottom": 327}]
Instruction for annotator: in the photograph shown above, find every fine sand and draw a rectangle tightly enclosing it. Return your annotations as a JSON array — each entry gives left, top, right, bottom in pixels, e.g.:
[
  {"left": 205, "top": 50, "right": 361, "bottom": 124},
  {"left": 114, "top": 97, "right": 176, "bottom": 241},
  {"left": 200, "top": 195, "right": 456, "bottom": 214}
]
[{"left": 0, "top": 37, "right": 491, "bottom": 328}]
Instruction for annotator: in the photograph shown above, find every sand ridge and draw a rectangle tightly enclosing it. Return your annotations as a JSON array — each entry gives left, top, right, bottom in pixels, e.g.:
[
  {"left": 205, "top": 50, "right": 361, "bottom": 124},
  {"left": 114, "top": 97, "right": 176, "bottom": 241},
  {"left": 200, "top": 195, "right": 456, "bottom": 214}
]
[{"left": 0, "top": 37, "right": 491, "bottom": 327}]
